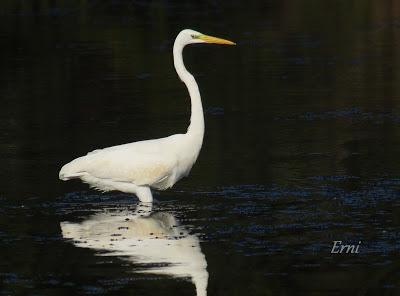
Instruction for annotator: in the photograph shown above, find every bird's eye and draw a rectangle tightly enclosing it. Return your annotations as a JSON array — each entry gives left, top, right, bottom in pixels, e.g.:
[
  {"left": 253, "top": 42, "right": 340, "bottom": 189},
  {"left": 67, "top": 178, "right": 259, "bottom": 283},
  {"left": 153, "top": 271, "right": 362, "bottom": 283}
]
[{"left": 191, "top": 34, "right": 195, "bottom": 38}]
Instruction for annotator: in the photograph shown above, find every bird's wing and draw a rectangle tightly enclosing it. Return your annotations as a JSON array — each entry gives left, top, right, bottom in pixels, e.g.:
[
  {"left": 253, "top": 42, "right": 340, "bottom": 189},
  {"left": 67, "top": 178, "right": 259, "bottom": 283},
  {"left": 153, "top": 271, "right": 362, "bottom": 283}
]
[{"left": 83, "top": 147, "right": 177, "bottom": 187}]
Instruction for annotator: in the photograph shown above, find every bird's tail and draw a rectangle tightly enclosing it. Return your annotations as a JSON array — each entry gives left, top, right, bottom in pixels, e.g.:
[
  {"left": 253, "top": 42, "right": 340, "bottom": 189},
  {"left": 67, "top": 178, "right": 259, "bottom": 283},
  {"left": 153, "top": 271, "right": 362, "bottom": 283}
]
[{"left": 59, "top": 156, "right": 88, "bottom": 181}]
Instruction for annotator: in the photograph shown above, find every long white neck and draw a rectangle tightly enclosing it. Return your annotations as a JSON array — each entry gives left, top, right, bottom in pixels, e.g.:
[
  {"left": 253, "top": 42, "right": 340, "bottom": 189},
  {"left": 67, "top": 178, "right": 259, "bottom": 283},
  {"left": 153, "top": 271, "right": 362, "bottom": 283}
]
[{"left": 173, "top": 39, "right": 205, "bottom": 141}]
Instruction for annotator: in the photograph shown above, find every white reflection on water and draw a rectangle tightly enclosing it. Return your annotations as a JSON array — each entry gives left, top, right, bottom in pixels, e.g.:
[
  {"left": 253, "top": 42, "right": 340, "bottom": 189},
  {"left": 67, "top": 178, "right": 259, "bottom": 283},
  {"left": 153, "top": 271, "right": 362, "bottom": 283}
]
[{"left": 60, "top": 203, "right": 208, "bottom": 296}]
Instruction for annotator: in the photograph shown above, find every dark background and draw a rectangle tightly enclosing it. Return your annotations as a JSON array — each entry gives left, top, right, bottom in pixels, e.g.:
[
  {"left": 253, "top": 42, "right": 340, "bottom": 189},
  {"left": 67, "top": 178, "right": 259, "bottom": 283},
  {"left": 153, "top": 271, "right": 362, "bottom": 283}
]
[{"left": 1, "top": 1, "right": 400, "bottom": 295}]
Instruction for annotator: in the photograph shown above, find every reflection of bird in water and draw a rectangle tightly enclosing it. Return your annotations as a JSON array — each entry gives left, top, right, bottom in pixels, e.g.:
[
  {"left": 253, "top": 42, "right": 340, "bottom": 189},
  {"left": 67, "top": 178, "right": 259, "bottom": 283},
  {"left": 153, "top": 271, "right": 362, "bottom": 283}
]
[
  {"left": 60, "top": 203, "right": 208, "bottom": 296},
  {"left": 59, "top": 29, "right": 235, "bottom": 202}
]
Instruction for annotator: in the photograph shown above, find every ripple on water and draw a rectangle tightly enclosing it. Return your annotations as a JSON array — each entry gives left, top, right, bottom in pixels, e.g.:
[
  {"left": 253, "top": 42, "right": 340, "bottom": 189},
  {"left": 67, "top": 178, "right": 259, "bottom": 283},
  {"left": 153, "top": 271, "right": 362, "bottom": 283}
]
[
  {"left": 173, "top": 176, "right": 400, "bottom": 258},
  {"left": 0, "top": 175, "right": 398, "bottom": 294}
]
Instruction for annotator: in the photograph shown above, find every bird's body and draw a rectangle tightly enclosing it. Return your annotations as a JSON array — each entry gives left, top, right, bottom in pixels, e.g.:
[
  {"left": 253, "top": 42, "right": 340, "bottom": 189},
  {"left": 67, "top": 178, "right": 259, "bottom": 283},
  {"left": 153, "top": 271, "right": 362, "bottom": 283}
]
[
  {"left": 60, "top": 133, "right": 200, "bottom": 202},
  {"left": 59, "top": 29, "right": 235, "bottom": 202}
]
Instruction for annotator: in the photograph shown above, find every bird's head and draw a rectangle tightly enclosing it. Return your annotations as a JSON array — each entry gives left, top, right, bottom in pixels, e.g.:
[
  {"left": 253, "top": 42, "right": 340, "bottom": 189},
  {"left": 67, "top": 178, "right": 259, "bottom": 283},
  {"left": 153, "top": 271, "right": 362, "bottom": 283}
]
[{"left": 178, "top": 29, "right": 236, "bottom": 46}]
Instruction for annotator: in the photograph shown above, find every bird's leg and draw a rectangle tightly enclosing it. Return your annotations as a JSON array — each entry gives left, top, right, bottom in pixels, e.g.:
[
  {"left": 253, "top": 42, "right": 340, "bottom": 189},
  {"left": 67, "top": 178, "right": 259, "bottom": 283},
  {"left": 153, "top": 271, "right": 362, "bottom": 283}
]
[
  {"left": 133, "top": 202, "right": 153, "bottom": 217},
  {"left": 135, "top": 186, "right": 153, "bottom": 203}
]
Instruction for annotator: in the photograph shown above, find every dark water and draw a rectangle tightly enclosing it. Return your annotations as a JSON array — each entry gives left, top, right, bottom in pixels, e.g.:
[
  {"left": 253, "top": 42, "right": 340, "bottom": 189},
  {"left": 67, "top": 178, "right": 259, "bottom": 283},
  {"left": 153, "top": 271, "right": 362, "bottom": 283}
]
[{"left": 1, "top": 1, "right": 400, "bottom": 295}]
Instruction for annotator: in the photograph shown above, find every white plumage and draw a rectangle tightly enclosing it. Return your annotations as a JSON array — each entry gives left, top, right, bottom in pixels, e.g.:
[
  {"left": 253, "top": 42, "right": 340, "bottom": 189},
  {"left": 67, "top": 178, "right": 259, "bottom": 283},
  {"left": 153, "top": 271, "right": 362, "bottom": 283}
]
[{"left": 59, "top": 29, "right": 235, "bottom": 202}]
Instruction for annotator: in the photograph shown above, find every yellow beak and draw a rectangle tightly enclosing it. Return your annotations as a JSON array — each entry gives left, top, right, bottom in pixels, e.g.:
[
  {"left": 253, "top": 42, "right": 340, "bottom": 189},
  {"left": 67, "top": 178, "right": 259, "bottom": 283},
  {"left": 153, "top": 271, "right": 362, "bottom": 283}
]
[{"left": 198, "top": 34, "right": 236, "bottom": 45}]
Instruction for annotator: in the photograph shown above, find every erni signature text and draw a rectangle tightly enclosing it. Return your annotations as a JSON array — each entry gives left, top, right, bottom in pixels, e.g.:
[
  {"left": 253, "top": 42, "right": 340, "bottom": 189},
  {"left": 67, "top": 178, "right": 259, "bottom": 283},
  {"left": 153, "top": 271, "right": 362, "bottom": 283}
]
[{"left": 331, "top": 241, "right": 361, "bottom": 254}]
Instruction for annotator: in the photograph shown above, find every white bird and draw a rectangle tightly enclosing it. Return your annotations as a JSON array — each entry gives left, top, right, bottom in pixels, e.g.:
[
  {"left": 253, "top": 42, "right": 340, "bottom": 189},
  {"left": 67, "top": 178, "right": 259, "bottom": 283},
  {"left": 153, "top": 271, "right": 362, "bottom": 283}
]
[{"left": 59, "top": 29, "right": 235, "bottom": 202}]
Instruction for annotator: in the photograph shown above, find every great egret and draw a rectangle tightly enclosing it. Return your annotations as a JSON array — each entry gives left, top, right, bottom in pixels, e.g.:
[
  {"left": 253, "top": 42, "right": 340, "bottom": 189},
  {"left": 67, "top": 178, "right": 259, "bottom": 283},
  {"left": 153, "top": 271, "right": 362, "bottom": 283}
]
[{"left": 59, "top": 29, "right": 235, "bottom": 202}]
